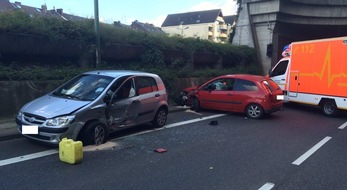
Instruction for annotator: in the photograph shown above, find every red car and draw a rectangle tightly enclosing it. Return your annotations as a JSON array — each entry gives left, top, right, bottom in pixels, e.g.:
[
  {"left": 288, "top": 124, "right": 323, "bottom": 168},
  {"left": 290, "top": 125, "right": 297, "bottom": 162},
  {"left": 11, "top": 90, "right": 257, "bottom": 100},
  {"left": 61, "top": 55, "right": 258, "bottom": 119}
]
[{"left": 185, "top": 74, "right": 284, "bottom": 119}]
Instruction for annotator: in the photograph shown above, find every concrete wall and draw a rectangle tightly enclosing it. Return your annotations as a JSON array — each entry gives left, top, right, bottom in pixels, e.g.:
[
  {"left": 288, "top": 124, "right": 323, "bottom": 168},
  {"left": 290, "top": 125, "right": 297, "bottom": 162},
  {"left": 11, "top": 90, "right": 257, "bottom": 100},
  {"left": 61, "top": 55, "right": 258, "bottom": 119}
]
[
  {"left": 232, "top": 2, "right": 254, "bottom": 47},
  {"left": 233, "top": 0, "right": 279, "bottom": 74},
  {"left": 232, "top": 0, "right": 347, "bottom": 74},
  {"left": 0, "top": 81, "right": 62, "bottom": 121}
]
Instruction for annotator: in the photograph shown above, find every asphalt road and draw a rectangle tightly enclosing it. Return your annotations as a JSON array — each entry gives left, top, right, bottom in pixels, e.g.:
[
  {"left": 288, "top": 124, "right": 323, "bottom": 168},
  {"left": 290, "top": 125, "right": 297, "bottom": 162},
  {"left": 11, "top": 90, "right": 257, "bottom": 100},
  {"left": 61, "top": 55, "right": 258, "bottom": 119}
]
[{"left": 1, "top": 104, "right": 346, "bottom": 190}]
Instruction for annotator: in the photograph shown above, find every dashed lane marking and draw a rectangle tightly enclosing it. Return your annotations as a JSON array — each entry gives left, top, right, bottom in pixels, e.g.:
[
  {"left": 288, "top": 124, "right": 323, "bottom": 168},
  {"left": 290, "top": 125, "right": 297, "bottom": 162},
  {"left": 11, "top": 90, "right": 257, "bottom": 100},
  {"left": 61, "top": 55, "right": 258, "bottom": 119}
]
[
  {"left": 338, "top": 121, "right": 347, "bottom": 129},
  {"left": 0, "top": 149, "right": 58, "bottom": 167},
  {"left": 115, "top": 113, "right": 227, "bottom": 140},
  {"left": 165, "top": 113, "right": 227, "bottom": 129},
  {"left": 292, "top": 136, "right": 332, "bottom": 166},
  {"left": 258, "top": 182, "right": 275, "bottom": 190}
]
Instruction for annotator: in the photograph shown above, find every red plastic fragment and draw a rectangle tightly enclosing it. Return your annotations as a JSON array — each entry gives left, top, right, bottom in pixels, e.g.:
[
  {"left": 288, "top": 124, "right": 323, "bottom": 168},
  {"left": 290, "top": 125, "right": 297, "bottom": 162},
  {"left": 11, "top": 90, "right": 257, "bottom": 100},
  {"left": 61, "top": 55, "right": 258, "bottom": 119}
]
[{"left": 155, "top": 148, "right": 168, "bottom": 153}]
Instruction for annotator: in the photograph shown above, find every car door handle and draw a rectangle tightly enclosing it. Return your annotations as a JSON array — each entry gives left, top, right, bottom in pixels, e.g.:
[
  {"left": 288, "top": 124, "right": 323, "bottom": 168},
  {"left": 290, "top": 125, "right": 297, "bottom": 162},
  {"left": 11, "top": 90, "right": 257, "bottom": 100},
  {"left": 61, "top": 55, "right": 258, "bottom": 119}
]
[
  {"left": 132, "top": 100, "right": 140, "bottom": 103},
  {"left": 155, "top": 94, "right": 160, "bottom": 97},
  {"left": 281, "top": 79, "right": 285, "bottom": 81},
  {"left": 227, "top": 94, "right": 232, "bottom": 96}
]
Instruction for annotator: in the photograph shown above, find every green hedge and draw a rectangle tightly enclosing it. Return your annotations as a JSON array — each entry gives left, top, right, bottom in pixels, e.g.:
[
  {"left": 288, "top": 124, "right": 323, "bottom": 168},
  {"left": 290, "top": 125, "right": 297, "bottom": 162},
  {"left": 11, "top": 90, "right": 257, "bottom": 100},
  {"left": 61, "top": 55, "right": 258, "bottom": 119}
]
[
  {"left": 0, "top": 10, "right": 260, "bottom": 103},
  {"left": 0, "top": 61, "right": 259, "bottom": 103},
  {"left": 0, "top": 11, "right": 257, "bottom": 60}
]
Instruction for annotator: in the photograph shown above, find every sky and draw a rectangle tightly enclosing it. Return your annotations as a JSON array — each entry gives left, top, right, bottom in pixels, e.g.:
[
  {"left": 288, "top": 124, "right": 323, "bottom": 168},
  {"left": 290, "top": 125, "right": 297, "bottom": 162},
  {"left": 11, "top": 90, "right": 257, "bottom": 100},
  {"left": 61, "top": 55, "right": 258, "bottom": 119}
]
[{"left": 16, "top": 0, "right": 238, "bottom": 27}]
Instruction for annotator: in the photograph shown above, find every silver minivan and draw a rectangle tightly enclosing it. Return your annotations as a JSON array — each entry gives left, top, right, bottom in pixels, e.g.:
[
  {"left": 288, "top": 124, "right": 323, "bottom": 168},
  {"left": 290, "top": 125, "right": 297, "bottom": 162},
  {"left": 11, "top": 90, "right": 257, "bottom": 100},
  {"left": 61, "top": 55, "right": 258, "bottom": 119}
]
[{"left": 16, "top": 70, "right": 169, "bottom": 145}]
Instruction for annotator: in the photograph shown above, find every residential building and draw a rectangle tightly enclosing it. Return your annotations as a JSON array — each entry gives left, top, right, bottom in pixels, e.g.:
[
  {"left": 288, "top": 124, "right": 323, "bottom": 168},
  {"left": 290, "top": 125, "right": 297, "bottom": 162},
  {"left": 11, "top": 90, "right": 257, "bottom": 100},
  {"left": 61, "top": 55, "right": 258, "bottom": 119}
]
[
  {"left": 0, "top": 0, "right": 85, "bottom": 21},
  {"left": 161, "top": 9, "right": 232, "bottom": 43},
  {"left": 0, "top": 0, "right": 169, "bottom": 35},
  {"left": 0, "top": 0, "right": 14, "bottom": 12}
]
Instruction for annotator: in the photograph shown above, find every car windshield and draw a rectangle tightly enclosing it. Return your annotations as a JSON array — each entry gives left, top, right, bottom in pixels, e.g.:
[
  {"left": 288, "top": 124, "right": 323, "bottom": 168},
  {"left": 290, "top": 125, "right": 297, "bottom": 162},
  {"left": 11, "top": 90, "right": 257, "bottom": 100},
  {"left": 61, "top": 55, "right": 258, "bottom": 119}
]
[{"left": 52, "top": 74, "right": 113, "bottom": 101}]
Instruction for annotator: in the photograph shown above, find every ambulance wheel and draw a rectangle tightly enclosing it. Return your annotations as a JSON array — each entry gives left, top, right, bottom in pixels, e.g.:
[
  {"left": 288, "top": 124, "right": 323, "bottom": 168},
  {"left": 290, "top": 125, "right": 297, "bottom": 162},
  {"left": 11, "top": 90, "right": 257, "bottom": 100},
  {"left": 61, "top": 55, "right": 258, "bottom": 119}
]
[
  {"left": 245, "top": 103, "right": 264, "bottom": 119},
  {"left": 83, "top": 121, "right": 108, "bottom": 145},
  {"left": 321, "top": 100, "right": 338, "bottom": 117}
]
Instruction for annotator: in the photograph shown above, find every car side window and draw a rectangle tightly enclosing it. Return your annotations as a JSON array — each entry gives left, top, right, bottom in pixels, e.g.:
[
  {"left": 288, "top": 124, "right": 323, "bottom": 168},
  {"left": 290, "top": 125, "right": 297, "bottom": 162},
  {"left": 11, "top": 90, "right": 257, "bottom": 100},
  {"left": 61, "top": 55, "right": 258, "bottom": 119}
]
[
  {"left": 106, "top": 76, "right": 135, "bottom": 102},
  {"left": 225, "top": 78, "right": 236, "bottom": 90},
  {"left": 137, "top": 76, "right": 158, "bottom": 95},
  {"left": 202, "top": 78, "right": 235, "bottom": 91},
  {"left": 234, "top": 79, "right": 258, "bottom": 91},
  {"left": 115, "top": 79, "right": 135, "bottom": 99}
]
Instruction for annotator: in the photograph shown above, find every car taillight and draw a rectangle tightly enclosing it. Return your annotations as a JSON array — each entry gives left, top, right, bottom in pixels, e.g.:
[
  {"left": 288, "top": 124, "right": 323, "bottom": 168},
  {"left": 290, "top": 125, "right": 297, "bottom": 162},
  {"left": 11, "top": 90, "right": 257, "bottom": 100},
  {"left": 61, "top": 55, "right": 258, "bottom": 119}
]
[
  {"left": 261, "top": 82, "right": 279, "bottom": 102},
  {"left": 261, "top": 82, "right": 272, "bottom": 95}
]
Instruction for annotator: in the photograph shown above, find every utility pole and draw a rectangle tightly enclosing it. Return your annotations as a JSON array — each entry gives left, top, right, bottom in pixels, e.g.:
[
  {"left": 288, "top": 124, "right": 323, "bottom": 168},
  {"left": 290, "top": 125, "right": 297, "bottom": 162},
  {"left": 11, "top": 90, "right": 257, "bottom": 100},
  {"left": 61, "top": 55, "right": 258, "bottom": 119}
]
[
  {"left": 94, "top": 0, "right": 101, "bottom": 68},
  {"left": 178, "top": 22, "right": 189, "bottom": 37},
  {"left": 179, "top": 24, "right": 189, "bottom": 38}
]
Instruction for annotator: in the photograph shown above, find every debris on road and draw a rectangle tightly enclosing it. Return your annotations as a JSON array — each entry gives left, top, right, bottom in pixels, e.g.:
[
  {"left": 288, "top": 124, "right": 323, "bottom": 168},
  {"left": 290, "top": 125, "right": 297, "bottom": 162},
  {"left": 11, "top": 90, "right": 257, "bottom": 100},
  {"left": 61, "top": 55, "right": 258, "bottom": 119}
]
[
  {"left": 154, "top": 148, "right": 168, "bottom": 153},
  {"left": 209, "top": 120, "right": 218, "bottom": 126}
]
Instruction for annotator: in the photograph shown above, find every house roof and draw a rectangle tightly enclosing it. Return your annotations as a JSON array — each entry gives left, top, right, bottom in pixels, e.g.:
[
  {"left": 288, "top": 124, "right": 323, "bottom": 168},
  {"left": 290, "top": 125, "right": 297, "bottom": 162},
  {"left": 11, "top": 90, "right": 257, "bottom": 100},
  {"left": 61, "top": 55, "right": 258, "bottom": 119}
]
[
  {"left": 0, "top": 0, "right": 15, "bottom": 12},
  {"left": 0, "top": 0, "right": 86, "bottom": 21},
  {"left": 16, "top": 3, "right": 55, "bottom": 18},
  {"left": 223, "top": 15, "right": 236, "bottom": 25},
  {"left": 114, "top": 21, "right": 132, "bottom": 29},
  {"left": 161, "top": 9, "right": 223, "bottom": 27},
  {"left": 131, "top": 20, "right": 165, "bottom": 34},
  {"left": 56, "top": 9, "right": 86, "bottom": 21}
]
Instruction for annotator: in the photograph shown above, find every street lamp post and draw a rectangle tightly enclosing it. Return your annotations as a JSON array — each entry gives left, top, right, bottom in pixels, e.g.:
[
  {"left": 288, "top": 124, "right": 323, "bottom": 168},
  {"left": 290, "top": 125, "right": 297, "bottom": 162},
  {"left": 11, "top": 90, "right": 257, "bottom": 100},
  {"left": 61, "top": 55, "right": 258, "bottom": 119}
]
[
  {"left": 178, "top": 22, "right": 189, "bottom": 37},
  {"left": 94, "top": 0, "right": 101, "bottom": 68}
]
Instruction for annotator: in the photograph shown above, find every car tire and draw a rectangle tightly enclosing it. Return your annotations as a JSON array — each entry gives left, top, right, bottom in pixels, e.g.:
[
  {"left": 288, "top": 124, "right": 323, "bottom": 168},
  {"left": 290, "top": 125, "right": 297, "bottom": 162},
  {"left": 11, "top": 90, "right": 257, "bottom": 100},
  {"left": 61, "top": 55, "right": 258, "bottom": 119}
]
[
  {"left": 193, "top": 98, "right": 201, "bottom": 112},
  {"left": 321, "top": 100, "right": 338, "bottom": 117},
  {"left": 152, "top": 107, "right": 168, "bottom": 128},
  {"left": 83, "top": 121, "right": 108, "bottom": 146},
  {"left": 245, "top": 103, "right": 264, "bottom": 119}
]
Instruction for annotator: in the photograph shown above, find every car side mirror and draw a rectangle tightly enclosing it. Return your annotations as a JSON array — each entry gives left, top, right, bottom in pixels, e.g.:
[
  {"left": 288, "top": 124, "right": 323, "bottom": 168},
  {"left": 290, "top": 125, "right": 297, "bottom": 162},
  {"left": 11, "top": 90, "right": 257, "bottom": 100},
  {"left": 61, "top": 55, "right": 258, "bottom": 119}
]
[{"left": 103, "top": 94, "right": 111, "bottom": 104}]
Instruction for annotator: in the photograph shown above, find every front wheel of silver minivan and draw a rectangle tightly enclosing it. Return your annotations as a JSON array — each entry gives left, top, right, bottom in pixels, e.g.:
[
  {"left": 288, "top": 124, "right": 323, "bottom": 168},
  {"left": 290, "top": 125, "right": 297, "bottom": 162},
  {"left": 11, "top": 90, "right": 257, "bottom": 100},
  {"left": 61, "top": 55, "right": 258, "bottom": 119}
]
[{"left": 83, "top": 121, "right": 108, "bottom": 146}]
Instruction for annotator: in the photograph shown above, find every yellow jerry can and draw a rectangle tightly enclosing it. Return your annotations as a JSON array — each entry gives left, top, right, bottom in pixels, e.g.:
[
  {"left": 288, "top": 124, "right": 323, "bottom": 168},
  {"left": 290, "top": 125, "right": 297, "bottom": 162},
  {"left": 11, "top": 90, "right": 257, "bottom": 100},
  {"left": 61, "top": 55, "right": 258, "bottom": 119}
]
[{"left": 59, "top": 138, "right": 83, "bottom": 164}]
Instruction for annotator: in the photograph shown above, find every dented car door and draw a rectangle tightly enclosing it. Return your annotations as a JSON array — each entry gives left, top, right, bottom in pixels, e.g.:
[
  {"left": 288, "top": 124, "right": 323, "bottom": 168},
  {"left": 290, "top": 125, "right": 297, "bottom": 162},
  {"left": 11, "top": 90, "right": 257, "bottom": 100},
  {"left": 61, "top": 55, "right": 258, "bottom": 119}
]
[{"left": 106, "top": 77, "right": 140, "bottom": 128}]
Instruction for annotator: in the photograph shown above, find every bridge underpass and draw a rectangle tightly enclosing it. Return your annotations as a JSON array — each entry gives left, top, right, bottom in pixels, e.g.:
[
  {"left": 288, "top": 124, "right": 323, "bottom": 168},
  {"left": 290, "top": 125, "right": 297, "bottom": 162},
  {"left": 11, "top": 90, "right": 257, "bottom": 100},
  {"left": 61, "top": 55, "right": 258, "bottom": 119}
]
[{"left": 232, "top": 0, "right": 347, "bottom": 74}]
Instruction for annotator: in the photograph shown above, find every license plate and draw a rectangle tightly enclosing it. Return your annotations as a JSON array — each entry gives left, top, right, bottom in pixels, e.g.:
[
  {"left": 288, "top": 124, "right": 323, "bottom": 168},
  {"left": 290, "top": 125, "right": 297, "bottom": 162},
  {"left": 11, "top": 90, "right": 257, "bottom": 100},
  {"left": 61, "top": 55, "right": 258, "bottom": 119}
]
[
  {"left": 276, "top": 95, "right": 284, "bottom": 100},
  {"left": 22, "top": 125, "right": 39, "bottom": 134}
]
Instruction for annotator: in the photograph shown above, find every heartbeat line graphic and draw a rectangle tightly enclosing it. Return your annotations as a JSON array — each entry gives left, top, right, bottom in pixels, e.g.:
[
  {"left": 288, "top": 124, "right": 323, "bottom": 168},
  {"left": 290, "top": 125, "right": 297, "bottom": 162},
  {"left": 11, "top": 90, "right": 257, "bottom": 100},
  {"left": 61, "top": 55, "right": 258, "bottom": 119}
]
[{"left": 300, "top": 45, "right": 347, "bottom": 88}]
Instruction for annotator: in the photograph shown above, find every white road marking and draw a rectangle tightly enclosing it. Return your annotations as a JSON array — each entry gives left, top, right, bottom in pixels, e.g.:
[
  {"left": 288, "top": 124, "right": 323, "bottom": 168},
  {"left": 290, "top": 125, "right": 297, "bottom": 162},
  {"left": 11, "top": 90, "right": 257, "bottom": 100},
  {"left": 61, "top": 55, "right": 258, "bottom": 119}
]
[
  {"left": 184, "top": 109, "right": 204, "bottom": 116},
  {"left": 292, "top": 136, "right": 332, "bottom": 166},
  {"left": 83, "top": 142, "right": 119, "bottom": 152},
  {"left": 165, "top": 113, "right": 227, "bottom": 129},
  {"left": 0, "top": 149, "right": 58, "bottom": 167},
  {"left": 1, "top": 114, "right": 227, "bottom": 166},
  {"left": 115, "top": 113, "right": 227, "bottom": 140},
  {"left": 338, "top": 121, "right": 347, "bottom": 129},
  {"left": 258, "top": 182, "right": 275, "bottom": 190}
]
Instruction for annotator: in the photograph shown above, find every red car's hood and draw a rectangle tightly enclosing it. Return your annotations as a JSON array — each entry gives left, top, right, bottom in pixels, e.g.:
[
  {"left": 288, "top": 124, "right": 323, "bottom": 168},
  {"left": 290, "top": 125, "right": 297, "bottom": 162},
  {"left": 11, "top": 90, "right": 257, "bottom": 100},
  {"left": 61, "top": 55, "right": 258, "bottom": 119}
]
[{"left": 183, "top": 86, "right": 198, "bottom": 92}]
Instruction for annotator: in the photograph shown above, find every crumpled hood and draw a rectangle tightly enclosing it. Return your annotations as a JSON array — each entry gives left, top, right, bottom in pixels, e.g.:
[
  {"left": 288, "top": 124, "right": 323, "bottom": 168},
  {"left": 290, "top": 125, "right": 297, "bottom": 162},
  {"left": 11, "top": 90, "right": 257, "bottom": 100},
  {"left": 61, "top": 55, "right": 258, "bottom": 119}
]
[
  {"left": 21, "top": 94, "right": 90, "bottom": 118},
  {"left": 183, "top": 86, "right": 198, "bottom": 92}
]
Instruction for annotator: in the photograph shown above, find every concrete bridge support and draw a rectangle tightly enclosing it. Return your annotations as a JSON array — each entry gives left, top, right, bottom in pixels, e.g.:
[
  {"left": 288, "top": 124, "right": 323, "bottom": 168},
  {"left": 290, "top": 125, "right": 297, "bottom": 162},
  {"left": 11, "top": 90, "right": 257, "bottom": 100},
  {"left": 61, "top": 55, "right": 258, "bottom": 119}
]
[{"left": 232, "top": 0, "right": 347, "bottom": 74}]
